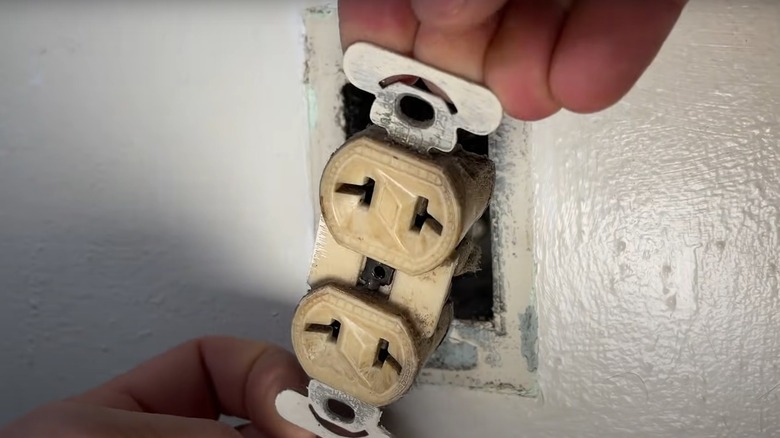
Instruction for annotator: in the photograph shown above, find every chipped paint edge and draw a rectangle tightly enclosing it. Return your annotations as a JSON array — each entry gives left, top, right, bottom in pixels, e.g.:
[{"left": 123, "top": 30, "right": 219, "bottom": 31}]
[{"left": 302, "top": 4, "right": 346, "bottom": 233}]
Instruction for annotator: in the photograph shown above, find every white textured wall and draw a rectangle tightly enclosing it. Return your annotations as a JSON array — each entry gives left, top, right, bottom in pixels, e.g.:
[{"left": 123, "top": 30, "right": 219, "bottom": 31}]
[
  {"left": 391, "top": 2, "right": 780, "bottom": 437},
  {"left": 1, "top": 1, "right": 779, "bottom": 437},
  {"left": 534, "top": 0, "right": 780, "bottom": 434}
]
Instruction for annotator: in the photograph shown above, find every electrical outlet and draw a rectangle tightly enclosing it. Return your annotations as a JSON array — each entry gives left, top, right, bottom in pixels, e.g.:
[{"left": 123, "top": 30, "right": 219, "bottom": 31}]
[
  {"left": 296, "top": 119, "right": 486, "bottom": 406},
  {"left": 319, "top": 127, "right": 494, "bottom": 276},
  {"left": 298, "top": 211, "right": 457, "bottom": 408},
  {"left": 291, "top": 283, "right": 452, "bottom": 407},
  {"left": 302, "top": 5, "right": 537, "bottom": 397}
]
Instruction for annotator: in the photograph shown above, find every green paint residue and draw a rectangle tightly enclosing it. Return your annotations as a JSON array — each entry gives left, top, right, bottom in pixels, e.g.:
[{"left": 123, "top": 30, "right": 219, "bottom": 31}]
[
  {"left": 306, "top": 86, "right": 318, "bottom": 131},
  {"left": 520, "top": 305, "right": 538, "bottom": 372},
  {"left": 425, "top": 338, "right": 478, "bottom": 371}
]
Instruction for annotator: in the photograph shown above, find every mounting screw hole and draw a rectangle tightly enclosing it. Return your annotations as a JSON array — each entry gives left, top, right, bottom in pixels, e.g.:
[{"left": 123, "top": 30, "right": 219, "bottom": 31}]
[
  {"left": 326, "top": 399, "right": 356, "bottom": 423},
  {"left": 372, "top": 265, "right": 386, "bottom": 280},
  {"left": 399, "top": 95, "right": 435, "bottom": 124}
]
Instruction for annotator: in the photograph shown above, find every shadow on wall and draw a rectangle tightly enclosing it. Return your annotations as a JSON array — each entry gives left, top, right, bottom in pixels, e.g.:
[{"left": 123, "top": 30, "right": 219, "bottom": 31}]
[
  {"left": 0, "top": 0, "right": 316, "bottom": 427},
  {"left": 0, "top": 219, "right": 300, "bottom": 425}
]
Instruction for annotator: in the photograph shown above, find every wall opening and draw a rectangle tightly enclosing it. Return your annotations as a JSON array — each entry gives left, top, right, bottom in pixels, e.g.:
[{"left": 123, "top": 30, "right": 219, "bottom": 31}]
[{"left": 341, "top": 83, "right": 494, "bottom": 322}]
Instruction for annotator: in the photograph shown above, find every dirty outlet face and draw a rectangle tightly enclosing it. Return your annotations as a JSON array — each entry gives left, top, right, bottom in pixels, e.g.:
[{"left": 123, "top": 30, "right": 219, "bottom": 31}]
[
  {"left": 341, "top": 83, "right": 495, "bottom": 321},
  {"left": 320, "top": 132, "right": 481, "bottom": 276},
  {"left": 291, "top": 284, "right": 419, "bottom": 407},
  {"left": 304, "top": 5, "right": 537, "bottom": 397}
]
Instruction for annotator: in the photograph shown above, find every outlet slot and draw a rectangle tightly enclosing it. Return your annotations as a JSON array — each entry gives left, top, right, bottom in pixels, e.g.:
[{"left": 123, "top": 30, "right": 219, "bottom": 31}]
[
  {"left": 340, "top": 83, "right": 494, "bottom": 322},
  {"left": 374, "top": 339, "right": 402, "bottom": 375},
  {"left": 411, "top": 196, "right": 443, "bottom": 235},
  {"left": 336, "top": 178, "right": 375, "bottom": 208},
  {"left": 305, "top": 320, "right": 342, "bottom": 343}
]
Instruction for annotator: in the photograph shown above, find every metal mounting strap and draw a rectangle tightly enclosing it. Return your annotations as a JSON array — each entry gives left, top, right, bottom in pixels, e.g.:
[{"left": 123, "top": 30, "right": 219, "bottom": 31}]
[
  {"left": 276, "top": 380, "right": 393, "bottom": 438},
  {"left": 343, "top": 42, "right": 503, "bottom": 153}
]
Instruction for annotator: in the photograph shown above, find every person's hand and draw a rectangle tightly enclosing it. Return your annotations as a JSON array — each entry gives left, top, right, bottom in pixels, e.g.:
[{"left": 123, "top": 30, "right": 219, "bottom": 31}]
[
  {"left": 0, "top": 337, "right": 314, "bottom": 438},
  {"left": 338, "top": 0, "right": 687, "bottom": 121}
]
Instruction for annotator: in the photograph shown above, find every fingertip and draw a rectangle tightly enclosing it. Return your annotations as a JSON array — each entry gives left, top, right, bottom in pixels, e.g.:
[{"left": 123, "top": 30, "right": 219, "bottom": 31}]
[
  {"left": 413, "top": 14, "right": 499, "bottom": 82},
  {"left": 549, "top": 0, "right": 687, "bottom": 114},
  {"left": 487, "top": 63, "right": 561, "bottom": 121},
  {"left": 508, "top": 103, "right": 562, "bottom": 122},
  {"left": 551, "top": 85, "right": 624, "bottom": 115},
  {"left": 548, "top": 44, "right": 639, "bottom": 114},
  {"left": 482, "top": 0, "right": 565, "bottom": 121},
  {"left": 338, "top": 0, "right": 419, "bottom": 54},
  {"left": 245, "top": 347, "right": 312, "bottom": 438},
  {"left": 411, "top": 0, "right": 508, "bottom": 30},
  {"left": 491, "top": 78, "right": 562, "bottom": 121}
]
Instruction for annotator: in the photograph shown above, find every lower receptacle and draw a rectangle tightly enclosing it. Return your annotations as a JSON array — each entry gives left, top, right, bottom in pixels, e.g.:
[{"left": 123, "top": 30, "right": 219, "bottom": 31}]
[{"left": 291, "top": 282, "right": 452, "bottom": 407}]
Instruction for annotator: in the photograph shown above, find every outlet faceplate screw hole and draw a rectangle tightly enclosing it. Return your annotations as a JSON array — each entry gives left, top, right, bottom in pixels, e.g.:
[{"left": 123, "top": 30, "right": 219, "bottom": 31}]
[
  {"left": 398, "top": 95, "right": 435, "bottom": 127},
  {"left": 326, "top": 398, "right": 356, "bottom": 424},
  {"left": 329, "top": 320, "right": 341, "bottom": 342},
  {"left": 378, "top": 340, "right": 389, "bottom": 363},
  {"left": 305, "top": 320, "right": 342, "bottom": 343}
]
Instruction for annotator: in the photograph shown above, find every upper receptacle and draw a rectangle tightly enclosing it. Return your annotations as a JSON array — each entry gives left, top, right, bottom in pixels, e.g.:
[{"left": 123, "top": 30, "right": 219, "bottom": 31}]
[{"left": 320, "top": 129, "right": 494, "bottom": 276}]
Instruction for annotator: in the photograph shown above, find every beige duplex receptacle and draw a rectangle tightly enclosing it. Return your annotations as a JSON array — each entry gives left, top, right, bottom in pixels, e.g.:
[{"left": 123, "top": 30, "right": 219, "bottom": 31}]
[
  {"left": 301, "top": 5, "right": 538, "bottom": 398},
  {"left": 292, "top": 126, "right": 492, "bottom": 406},
  {"left": 320, "top": 128, "right": 494, "bottom": 276}
]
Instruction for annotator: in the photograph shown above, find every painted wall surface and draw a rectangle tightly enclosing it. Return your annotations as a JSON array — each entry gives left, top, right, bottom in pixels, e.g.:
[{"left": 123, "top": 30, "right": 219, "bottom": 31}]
[
  {"left": 0, "top": 1, "right": 316, "bottom": 422},
  {"left": 1, "top": 1, "right": 779, "bottom": 438},
  {"left": 389, "top": 2, "right": 780, "bottom": 437}
]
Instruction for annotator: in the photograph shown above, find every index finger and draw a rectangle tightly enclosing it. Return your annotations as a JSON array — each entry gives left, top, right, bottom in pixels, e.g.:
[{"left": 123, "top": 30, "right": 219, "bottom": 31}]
[
  {"left": 338, "top": 0, "right": 419, "bottom": 54},
  {"left": 549, "top": 0, "right": 688, "bottom": 113},
  {"left": 71, "top": 336, "right": 313, "bottom": 438}
]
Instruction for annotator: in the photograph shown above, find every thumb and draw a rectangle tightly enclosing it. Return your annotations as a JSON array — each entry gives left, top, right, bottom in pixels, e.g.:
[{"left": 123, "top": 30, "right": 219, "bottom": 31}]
[{"left": 236, "top": 423, "right": 267, "bottom": 438}]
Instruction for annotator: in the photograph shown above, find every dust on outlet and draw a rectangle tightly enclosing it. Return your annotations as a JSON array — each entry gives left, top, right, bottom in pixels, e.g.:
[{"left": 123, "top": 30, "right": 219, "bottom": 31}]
[
  {"left": 304, "top": 4, "right": 537, "bottom": 397},
  {"left": 341, "top": 82, "right": 494, "bottom": 323}
]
